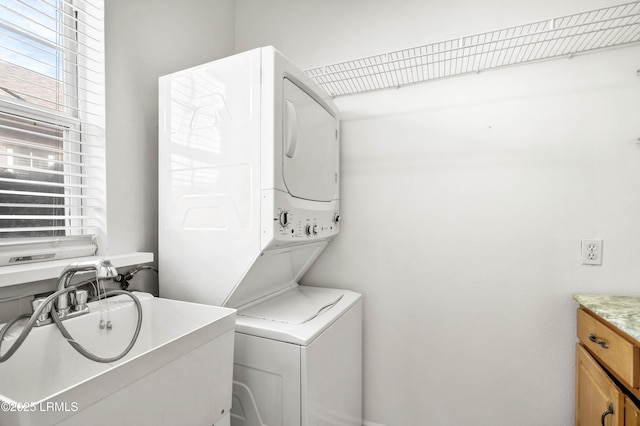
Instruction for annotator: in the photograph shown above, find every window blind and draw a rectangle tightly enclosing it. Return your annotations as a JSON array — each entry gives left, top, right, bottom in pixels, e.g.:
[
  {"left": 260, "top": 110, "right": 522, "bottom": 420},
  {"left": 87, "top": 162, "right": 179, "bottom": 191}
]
[{"left": 0, "top": 0, "right": 105, "bottom": 265}]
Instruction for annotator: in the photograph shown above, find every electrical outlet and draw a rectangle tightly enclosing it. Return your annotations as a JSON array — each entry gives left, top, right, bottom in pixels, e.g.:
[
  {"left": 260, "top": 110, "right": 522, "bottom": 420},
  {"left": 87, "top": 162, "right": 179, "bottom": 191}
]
[{"left": 581, "top": 239, "right": 603, "bottom": 265}]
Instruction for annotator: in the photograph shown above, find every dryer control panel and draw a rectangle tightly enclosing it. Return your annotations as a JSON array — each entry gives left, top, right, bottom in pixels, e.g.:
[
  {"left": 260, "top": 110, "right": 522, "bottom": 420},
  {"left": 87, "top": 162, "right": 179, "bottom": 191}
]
[
  {"left": 261, "top": 189, "right": 339, "bottom": 249},
  {"left": 275, "top": 207, "right": 339, "bottom": 239}
]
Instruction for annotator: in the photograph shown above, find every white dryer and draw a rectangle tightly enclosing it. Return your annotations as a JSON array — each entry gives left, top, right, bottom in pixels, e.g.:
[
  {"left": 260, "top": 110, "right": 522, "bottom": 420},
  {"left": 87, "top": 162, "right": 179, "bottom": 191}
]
[{"left": 158, "top": 47, "right": 362, "bottom": 426}]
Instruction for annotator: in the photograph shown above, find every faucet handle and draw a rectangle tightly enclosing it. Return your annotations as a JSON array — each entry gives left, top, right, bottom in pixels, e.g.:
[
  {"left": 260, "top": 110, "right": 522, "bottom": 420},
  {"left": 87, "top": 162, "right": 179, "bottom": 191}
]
[
  {"left": 73, "top": 289, "right": 89, "bottom": 312},
  {"left": 31, "top": 298, "right": 52, "bottom": 323}
]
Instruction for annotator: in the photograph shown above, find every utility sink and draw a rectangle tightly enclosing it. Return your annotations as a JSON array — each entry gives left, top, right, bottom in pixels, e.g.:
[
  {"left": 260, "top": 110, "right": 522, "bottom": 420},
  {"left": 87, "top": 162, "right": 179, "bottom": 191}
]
[{"left": 0, "top": 292, "right": 236, "bottom": 426}]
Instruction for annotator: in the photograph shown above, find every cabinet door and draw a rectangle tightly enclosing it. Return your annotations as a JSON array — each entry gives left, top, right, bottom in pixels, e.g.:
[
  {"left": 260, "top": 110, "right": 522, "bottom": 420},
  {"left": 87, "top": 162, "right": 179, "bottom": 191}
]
[
  {"left": 626, "top": 397, "right": 640, "bottom": 425},
  {"left": 575, "top": 344, "right": 624, "bottom": 426}
]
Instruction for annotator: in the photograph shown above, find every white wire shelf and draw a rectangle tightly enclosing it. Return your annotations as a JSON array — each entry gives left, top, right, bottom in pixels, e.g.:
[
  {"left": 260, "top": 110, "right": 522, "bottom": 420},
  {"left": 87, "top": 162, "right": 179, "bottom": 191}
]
[{"left": 305, "top": 1, "right": 640, "bottom": 97}]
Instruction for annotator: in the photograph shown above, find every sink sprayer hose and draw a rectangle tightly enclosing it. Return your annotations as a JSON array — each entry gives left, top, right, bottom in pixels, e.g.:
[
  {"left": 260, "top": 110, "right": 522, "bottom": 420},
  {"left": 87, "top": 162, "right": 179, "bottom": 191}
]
[
  {"left": 51, "top": 290, "right": 143, "bottom": 363},
  {"left": 0, "top": 288, "right": 143, "bottom": 363},
  {"left": 0, "top": 313, "right": 31, "bottom": 363}
]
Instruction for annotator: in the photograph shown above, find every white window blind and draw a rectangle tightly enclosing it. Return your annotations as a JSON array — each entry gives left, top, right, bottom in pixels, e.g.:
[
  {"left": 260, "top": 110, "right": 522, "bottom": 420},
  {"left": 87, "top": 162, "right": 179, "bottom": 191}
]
[{"left": 0, "top": 0, "right": 105, "bottom": 265}]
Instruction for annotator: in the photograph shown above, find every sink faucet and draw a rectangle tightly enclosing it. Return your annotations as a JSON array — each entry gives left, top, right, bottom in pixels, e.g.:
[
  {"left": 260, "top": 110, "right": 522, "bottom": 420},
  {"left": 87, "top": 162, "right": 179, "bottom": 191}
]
[{"left": 55, "top": 259, "right": 118, "bottom": 317}]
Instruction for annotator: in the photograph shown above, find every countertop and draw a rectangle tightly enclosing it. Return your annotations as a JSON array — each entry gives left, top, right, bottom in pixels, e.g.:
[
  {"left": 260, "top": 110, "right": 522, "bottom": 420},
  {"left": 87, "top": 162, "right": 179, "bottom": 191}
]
[{"left": 574, "top": 294, "right": 640, "bottom": 343}]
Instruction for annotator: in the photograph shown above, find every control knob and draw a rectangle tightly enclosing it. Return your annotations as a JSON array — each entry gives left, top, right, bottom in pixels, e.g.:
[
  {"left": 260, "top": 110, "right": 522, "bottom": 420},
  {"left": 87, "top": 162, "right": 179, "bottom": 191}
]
[
  {"left": 305, "top": 224, "right": 318, "bottom": 235},
  {"left": 279, "top": 211, "right": 290, "bottom": 227}
]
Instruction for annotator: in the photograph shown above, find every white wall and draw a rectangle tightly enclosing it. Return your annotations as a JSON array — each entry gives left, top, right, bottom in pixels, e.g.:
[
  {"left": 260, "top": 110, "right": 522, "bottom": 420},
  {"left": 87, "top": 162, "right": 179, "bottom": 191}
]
[
  {"left": 236, "top": 1, "right": 640, "bottom": 425},
  {"left": 105, "top": 0, "right": 236, "bottom": 257}
]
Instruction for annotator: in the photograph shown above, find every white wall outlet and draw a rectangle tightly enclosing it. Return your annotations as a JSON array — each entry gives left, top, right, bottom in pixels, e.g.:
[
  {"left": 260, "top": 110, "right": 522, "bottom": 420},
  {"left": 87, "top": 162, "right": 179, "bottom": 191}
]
[{"left": 581, "top": 239, "right": 603, "bottom": 265}]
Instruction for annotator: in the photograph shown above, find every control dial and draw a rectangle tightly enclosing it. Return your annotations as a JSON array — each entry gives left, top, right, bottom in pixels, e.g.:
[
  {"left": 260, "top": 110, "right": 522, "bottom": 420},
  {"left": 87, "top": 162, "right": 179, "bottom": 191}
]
[
  {"left": 333, "top": 213, "right": 340, "bottom": 224},
  {"left": 305, "top": 224, "right": 318, "bottom": 235},
  {"left": 279, "top": 211, "right": 290, "bottom": 227}
]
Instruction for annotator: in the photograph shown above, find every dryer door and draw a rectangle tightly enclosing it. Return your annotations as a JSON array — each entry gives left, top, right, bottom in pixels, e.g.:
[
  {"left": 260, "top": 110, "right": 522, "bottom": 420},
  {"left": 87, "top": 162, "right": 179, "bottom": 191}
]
[{"left": 282, "top": 78, "right": 338, "bottom": 202}]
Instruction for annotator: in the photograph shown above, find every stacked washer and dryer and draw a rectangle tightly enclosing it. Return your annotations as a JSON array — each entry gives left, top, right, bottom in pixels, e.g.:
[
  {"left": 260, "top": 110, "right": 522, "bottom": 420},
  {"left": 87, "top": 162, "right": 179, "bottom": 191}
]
[{"left": 158, "top": 47, "right": 362, "bottom": 426}]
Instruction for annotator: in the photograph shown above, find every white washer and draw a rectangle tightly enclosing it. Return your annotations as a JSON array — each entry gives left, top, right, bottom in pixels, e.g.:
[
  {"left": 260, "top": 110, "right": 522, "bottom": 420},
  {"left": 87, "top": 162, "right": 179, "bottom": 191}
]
[
  {"left": 159, "top": 47, "right": 362, "bottom": 426},
  {"left": 233, "top": 286, "right": 362, "bottom": 426}
]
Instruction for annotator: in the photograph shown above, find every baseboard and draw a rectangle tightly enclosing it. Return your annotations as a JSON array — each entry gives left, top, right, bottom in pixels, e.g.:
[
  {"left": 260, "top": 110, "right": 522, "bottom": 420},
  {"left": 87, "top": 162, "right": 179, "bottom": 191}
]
[{"left": 363, "top": 420, "right": 386, "bottom": 426}]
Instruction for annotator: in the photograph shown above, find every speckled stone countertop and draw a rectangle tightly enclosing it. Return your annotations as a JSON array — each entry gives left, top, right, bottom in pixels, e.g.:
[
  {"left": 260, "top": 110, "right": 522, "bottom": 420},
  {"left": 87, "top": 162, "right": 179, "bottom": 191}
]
[{"left": 574, "top": 294, "right": 640, "bottom": 343}]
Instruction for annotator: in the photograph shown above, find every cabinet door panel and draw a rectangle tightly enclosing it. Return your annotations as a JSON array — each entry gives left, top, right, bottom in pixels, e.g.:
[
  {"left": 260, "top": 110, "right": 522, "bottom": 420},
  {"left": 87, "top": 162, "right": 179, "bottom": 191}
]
[
  {"left": 626, "top": 397, "right": 640, "bottom": 425},
  {"left": 575, "top": 344, "right": 623, "bottom": 426}
]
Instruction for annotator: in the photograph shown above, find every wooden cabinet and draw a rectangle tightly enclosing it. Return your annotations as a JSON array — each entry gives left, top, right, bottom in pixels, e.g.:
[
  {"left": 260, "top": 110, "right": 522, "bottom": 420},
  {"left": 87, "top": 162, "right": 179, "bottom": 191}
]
[
  {"left": 576, "top": 307, "right": 640, "bottom": 425},
  {"left": 576, "top": 343, "right": 623, "bottom": 425}
]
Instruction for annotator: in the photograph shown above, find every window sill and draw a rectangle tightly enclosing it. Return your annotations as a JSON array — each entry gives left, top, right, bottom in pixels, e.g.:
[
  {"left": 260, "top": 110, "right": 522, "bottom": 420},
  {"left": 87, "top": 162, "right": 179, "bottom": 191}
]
[{"left": 0, "top": 252, "right": 154, "bottom": 288}]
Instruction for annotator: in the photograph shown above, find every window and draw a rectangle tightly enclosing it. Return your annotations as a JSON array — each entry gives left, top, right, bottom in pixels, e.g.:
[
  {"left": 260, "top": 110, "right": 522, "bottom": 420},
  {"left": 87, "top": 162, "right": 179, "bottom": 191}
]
[{"left": 0, "top": 0, "right": 105, "bottom": 265}]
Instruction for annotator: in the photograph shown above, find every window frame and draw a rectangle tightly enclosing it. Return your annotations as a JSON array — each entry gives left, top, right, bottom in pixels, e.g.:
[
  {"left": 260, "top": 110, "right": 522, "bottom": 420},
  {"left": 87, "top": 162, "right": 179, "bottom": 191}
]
[{"left": 0, "top": 0, "right": 105, "bottom": 265}]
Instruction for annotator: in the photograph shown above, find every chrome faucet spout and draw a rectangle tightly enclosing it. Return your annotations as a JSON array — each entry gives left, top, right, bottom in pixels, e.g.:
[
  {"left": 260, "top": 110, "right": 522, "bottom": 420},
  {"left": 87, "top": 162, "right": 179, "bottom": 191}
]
[{"left": 55, "top": 259, "right": 117, "bottom": 317}]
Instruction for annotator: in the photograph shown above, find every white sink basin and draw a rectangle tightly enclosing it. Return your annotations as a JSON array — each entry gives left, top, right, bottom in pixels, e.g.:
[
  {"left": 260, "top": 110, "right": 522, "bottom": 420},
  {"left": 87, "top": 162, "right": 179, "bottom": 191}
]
[{"left": 0, "top": 292, "right": 236, "bottom": 426}]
